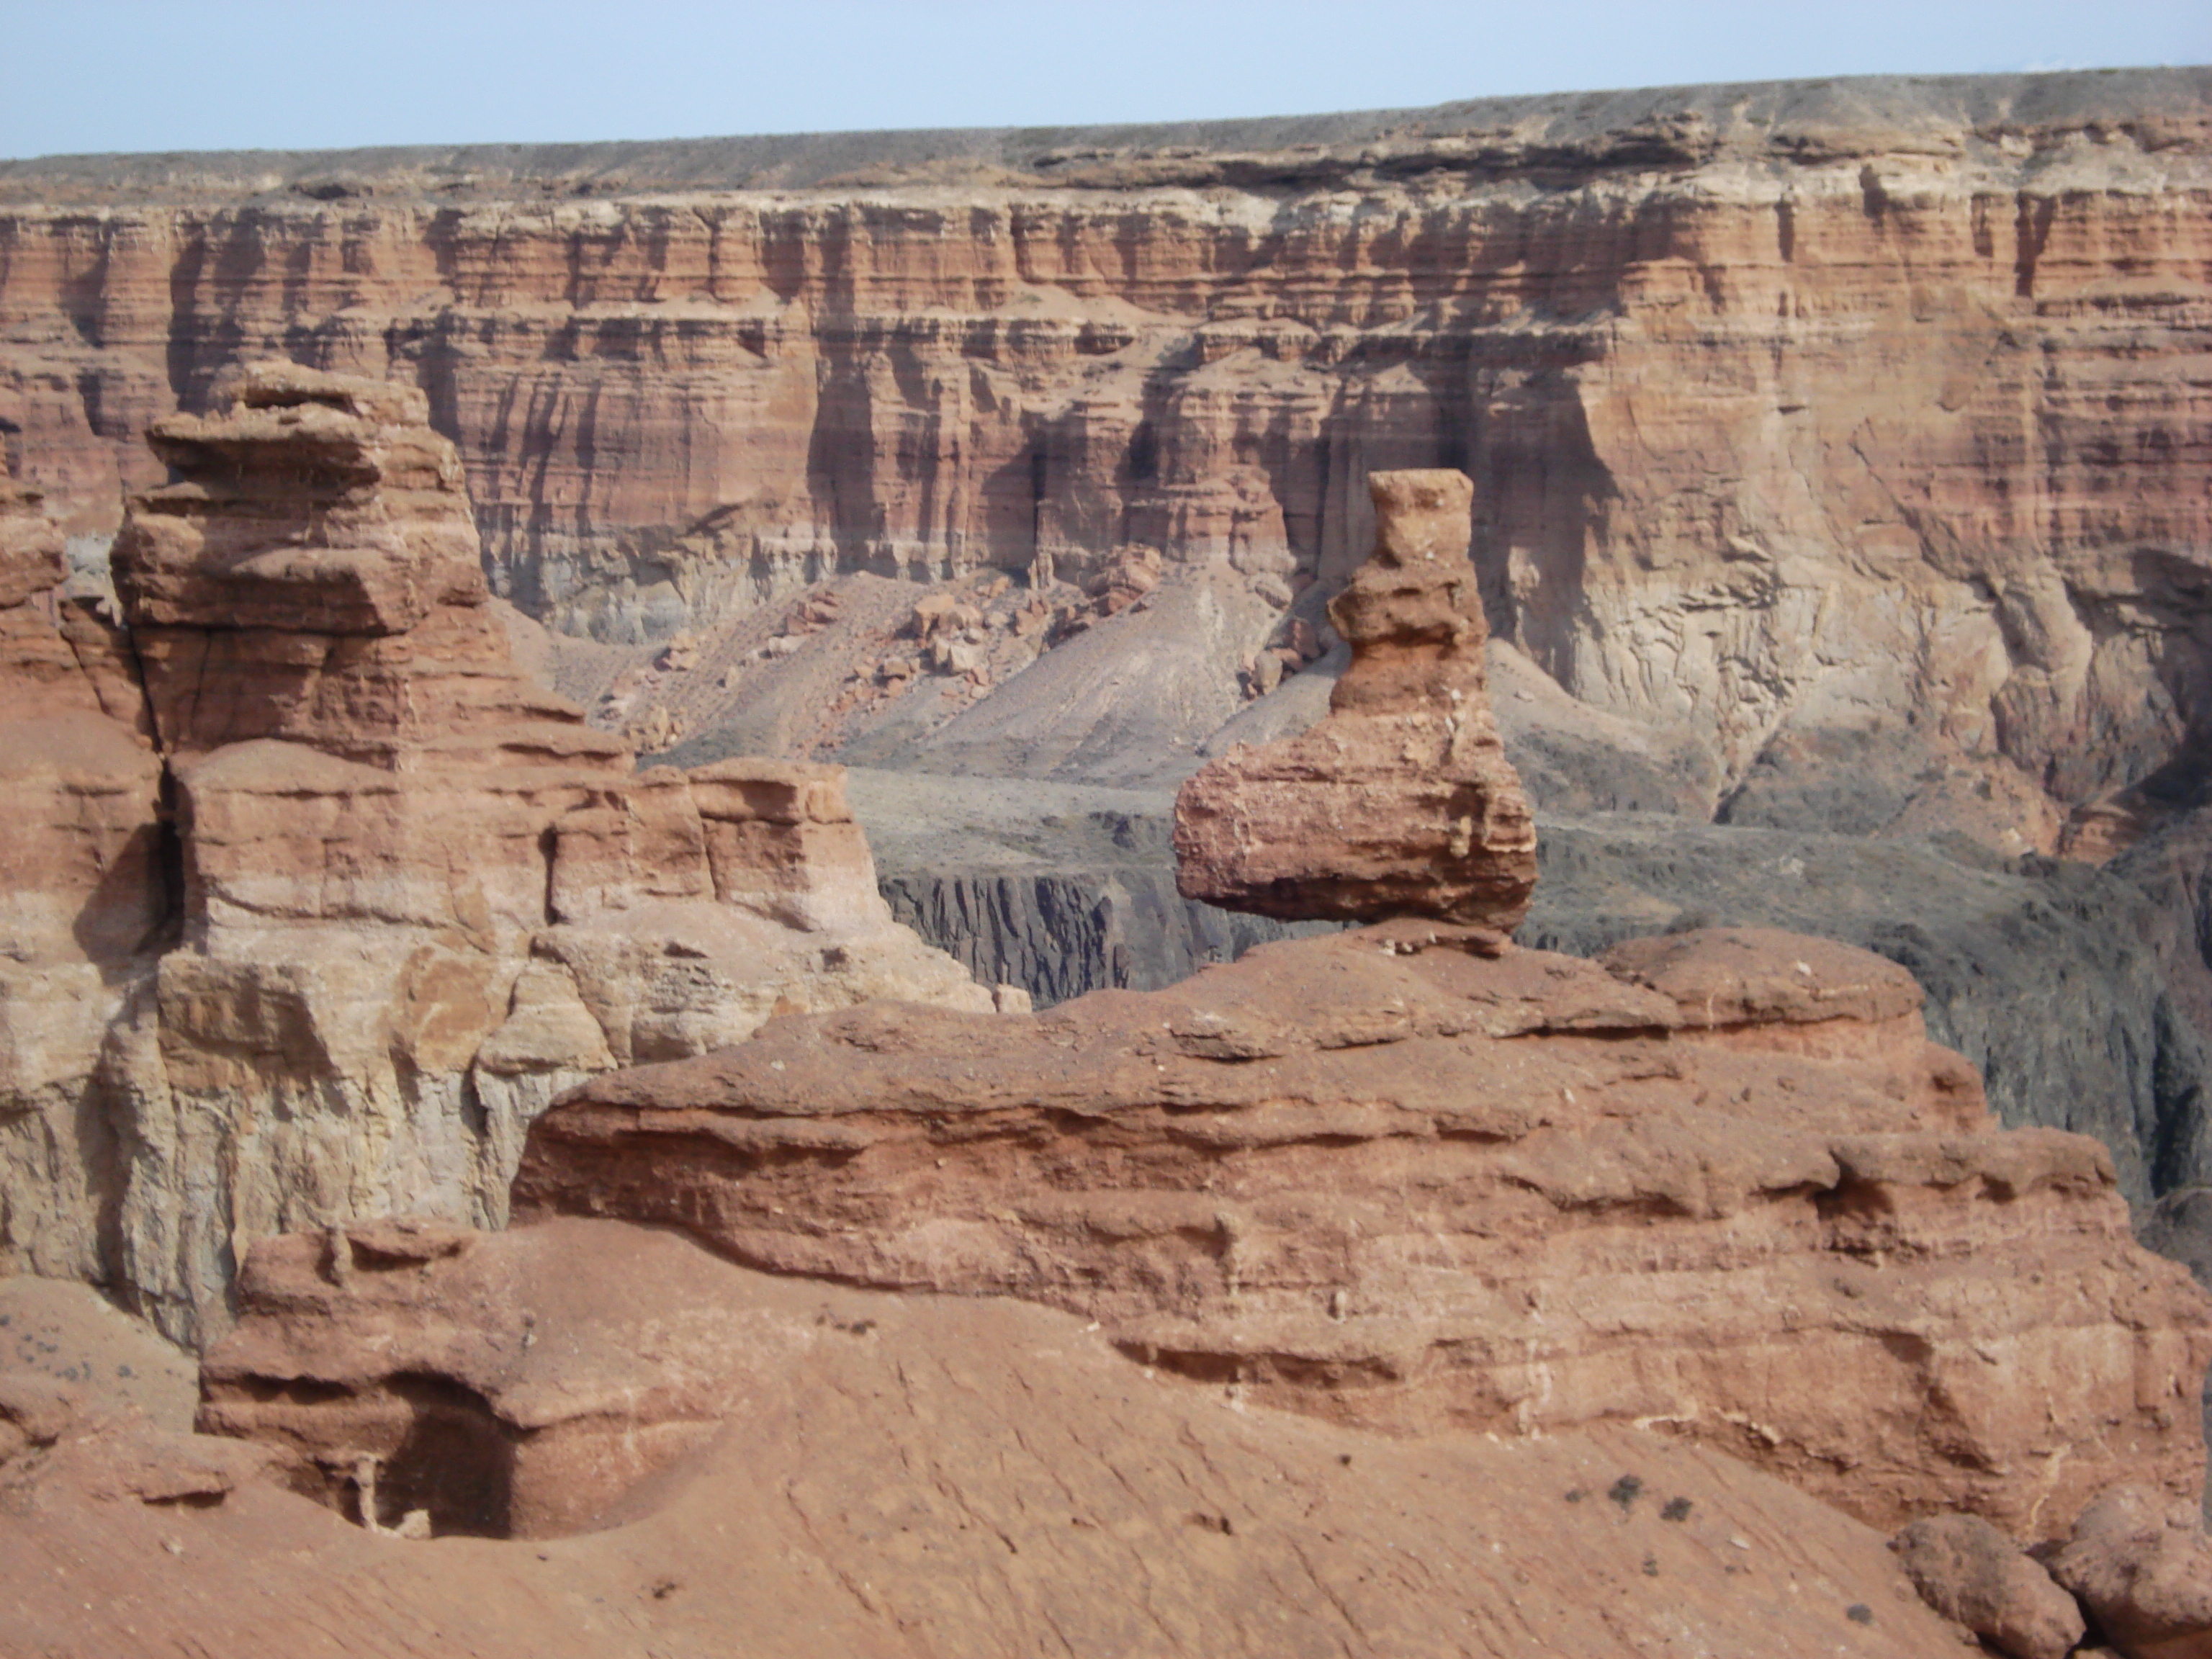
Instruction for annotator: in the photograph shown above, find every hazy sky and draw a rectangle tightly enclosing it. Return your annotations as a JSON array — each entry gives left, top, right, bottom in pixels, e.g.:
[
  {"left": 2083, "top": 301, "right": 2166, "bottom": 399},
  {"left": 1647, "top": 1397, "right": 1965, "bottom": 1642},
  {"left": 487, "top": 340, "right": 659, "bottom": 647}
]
[{"left": 4, "top": 0, "right": 2206, "bottom": 159}]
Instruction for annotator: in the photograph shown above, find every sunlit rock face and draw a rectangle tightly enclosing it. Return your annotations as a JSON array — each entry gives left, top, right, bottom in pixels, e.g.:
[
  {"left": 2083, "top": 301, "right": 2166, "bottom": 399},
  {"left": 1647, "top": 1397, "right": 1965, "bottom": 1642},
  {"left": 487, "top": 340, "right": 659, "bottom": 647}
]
[
  {"left": 0, "top": 367, "right": 1002, "bottom": 1343},
  {"left": 3, "top": 70, "right": 2208, "bottom": 847},
  {"left": 0, "top": 445, "right": 163, "bottom": 1296},
  {"left": 516, "top": 920, "right": 2212, "bottom": 1544}
]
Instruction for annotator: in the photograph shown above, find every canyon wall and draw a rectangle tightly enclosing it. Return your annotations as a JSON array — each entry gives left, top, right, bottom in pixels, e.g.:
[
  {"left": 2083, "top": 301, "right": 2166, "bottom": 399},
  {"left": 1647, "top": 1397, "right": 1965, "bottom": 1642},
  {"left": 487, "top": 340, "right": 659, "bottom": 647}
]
[
  {"left": 3, "top": 69, "right": 2208, "bottom": 842},
  {"left": 4, "top": 68, "right": 2212, "bottom": 1340}
]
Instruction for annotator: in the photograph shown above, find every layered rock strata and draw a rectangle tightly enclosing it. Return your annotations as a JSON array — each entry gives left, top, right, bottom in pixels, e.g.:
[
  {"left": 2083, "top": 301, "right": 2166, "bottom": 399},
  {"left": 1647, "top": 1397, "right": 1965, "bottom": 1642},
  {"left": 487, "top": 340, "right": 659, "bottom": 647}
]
[
  {"left": 516, "top": 923, "right": 2212, "bottom": 1542},
  {"left": 3, "top": 1218, "right": 1984, "bottom": 1658},
  {"left": 1525, "top": 815, "right": 2212, "bottom": 1212},
  {"left": 859, "top": 780, "right": 2212, "bottom": 1198},
  {"left": 4, "top": 71, "right": 2207, "bottom": 845},
  {"left": 1174, "top": 469, "right": 1537, "bottom": 927},
  {"left": 516, "top": 463, "right": 2212, "bottom": 1540},
  {"left": 0, "top": 454, "right": 163, "bottom": 1288},
  {"left": 0, "top": 367, "right": 999, "bottom": 1342}
]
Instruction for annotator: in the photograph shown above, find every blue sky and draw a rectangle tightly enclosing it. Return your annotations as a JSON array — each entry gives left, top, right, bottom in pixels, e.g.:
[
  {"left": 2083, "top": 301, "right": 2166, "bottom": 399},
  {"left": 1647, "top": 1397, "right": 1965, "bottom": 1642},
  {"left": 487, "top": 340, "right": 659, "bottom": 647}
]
[{"left": 3, "top": 0, "right": 2206, "bottom": 159}]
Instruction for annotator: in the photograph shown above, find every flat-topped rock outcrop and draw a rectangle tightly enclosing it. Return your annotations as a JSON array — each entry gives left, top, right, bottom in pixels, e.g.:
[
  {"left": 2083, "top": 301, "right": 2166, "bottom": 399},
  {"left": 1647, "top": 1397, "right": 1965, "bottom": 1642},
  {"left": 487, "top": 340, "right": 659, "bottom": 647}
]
[
  {"left": 516, "top": 920, "right": 2212, "bottom": 1542},
  {"left": 1, "top": 1214, "right": 1991, "bottom": 1658},
  {"left": 506, "top": 465, "right": 2212, "bottom": 1543}
]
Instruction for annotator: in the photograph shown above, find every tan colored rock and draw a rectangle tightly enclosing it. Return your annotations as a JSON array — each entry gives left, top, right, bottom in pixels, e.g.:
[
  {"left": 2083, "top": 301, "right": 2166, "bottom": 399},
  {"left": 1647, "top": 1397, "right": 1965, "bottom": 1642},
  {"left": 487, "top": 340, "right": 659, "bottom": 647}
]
[
  {"left": 0, "top": 454, "right": 158, "bottom": 966},
  {"left": 1091, "top": 544, "right": 1163, "bottom": 615},
  {"left": 2052, "top": 1485, "right": 2212, "bottom": 1659},
  {"left": 516, "top": 922, "right": 2212, "bottom": 1542},
  {"left": 0, "top": 370, "right": 998, "bottom": 1341},
  {"left": 1174, "top": 470, "right": 1537, "bottom": 927},
  {"left": 0, "top": 462, "right": 65, "bottom": 604},
  {"left": 0, "top": 453, "right": 163, "bottom": 1287},
  {"left": 1892, "top": 1512, "right": 2085, "bottom": 1659}
]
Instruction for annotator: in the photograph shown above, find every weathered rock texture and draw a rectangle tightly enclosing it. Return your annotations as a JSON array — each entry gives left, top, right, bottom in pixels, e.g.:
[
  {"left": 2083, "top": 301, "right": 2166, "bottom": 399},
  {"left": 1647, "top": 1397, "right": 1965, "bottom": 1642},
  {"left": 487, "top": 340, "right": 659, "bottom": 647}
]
[
  {"left": 0, "top": 451, "right": 163, "bottom": 1290},
  {"left": 0, "top": 1218, "right": 1986, "bottom": 1658},
  {"left": 516, "top": 922, "right": 2212, "bottom": 1543},
  {"left": 1891, "top": 1511, "right": 2085, "bottom": 1659},
  {"left": 2050, "top": 1484, "right": 2212, "bottom": 1659},
  {"left": 0, "top": 1257, "right": 198, "bottom": 1434},
  {"left": 1526, "top": 815, "right": 2212, "bottom": 1211},
  {"left": 4, "top": 70, "right": 2208, "bottom": 844},
  {"left": 0, "top": 367, "right": 997, "bottom": 1344},
  {"left": 1175, "top": 469, "right": 1537, "bottom": 927}
]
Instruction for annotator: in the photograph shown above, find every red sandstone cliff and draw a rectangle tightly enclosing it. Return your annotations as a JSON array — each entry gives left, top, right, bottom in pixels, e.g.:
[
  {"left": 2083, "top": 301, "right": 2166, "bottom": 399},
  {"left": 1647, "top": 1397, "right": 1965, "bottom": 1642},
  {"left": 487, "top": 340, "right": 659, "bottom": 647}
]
[
  {"left": 4, "top": 71, "right": 2207, "bottom": 842},
  {"left": 0, "top": 447, "right": 161, "bottom": 1288},
  {"left": 3, "top": 443, "right": 2204, "bottom": 1655}
]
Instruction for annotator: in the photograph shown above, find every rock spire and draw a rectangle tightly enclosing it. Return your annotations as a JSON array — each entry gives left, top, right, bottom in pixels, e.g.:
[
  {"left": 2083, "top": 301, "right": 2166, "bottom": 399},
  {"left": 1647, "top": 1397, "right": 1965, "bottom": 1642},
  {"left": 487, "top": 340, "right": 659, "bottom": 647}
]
[{"left": 1173, "top": 469, "right": 1537, "bottom": 930}]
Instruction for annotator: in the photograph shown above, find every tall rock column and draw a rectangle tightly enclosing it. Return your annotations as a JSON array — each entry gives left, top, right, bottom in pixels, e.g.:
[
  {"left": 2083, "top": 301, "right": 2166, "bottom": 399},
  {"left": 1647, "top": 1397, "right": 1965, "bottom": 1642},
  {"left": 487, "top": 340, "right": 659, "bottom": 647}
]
[
  {"left": 1174, "top": 469, "right": 1537, "bottom": 930},
  {"left": 65, "top": 364, "right": 1004, "bottom": 1342}
]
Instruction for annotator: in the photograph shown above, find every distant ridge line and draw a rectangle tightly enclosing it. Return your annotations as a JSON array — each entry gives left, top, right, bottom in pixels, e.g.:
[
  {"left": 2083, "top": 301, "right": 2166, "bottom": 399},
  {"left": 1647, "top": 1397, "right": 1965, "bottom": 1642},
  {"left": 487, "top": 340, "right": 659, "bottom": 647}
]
[{"left": 1, "top": 66, "right": 2204, "bottom": 202}]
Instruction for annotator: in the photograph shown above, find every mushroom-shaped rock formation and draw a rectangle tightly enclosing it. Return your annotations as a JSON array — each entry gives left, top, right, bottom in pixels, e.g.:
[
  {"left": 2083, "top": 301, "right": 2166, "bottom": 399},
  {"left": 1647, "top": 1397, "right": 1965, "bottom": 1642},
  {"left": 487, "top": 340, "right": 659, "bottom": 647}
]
[
  {"left": 500, "top": 468, "right": 2212, "bottom": 1542},
  {"left": 1173, "top": 469, "right": 1537, "bottom": 930}
]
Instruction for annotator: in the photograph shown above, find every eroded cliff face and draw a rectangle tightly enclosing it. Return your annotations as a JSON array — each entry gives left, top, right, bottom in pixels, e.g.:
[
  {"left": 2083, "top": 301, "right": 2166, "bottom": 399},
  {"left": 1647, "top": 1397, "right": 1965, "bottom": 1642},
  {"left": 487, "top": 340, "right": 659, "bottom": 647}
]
[
  {"left": 0, "top": 446, "right": 163, "bottom": 1290},
  {"left": 3, "top": 439, "right": 2195, "bottom": 1655},
  {"left": 511, "top": 483, "right": 2212, "bottom": 1545},
  {"left": 0, "top": 367, "right": 1001, "bottom": 1343},
  {"left": 4, "top": 71, "right": 2207, "bottom": 842},
  {"left": 517, "top": 923, "right": 2212, "bottom": 1542}
]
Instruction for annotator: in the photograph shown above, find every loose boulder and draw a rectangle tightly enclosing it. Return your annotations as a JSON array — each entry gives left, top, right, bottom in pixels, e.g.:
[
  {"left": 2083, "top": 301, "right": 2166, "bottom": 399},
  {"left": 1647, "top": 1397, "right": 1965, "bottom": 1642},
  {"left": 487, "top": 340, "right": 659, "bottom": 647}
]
[
  {"left": 2052, "top": 1485, "right": 2212, "bottom": 1659},
  {"left": 1892, "top": 1511, "right": 2085, "bottom": 1659}
]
